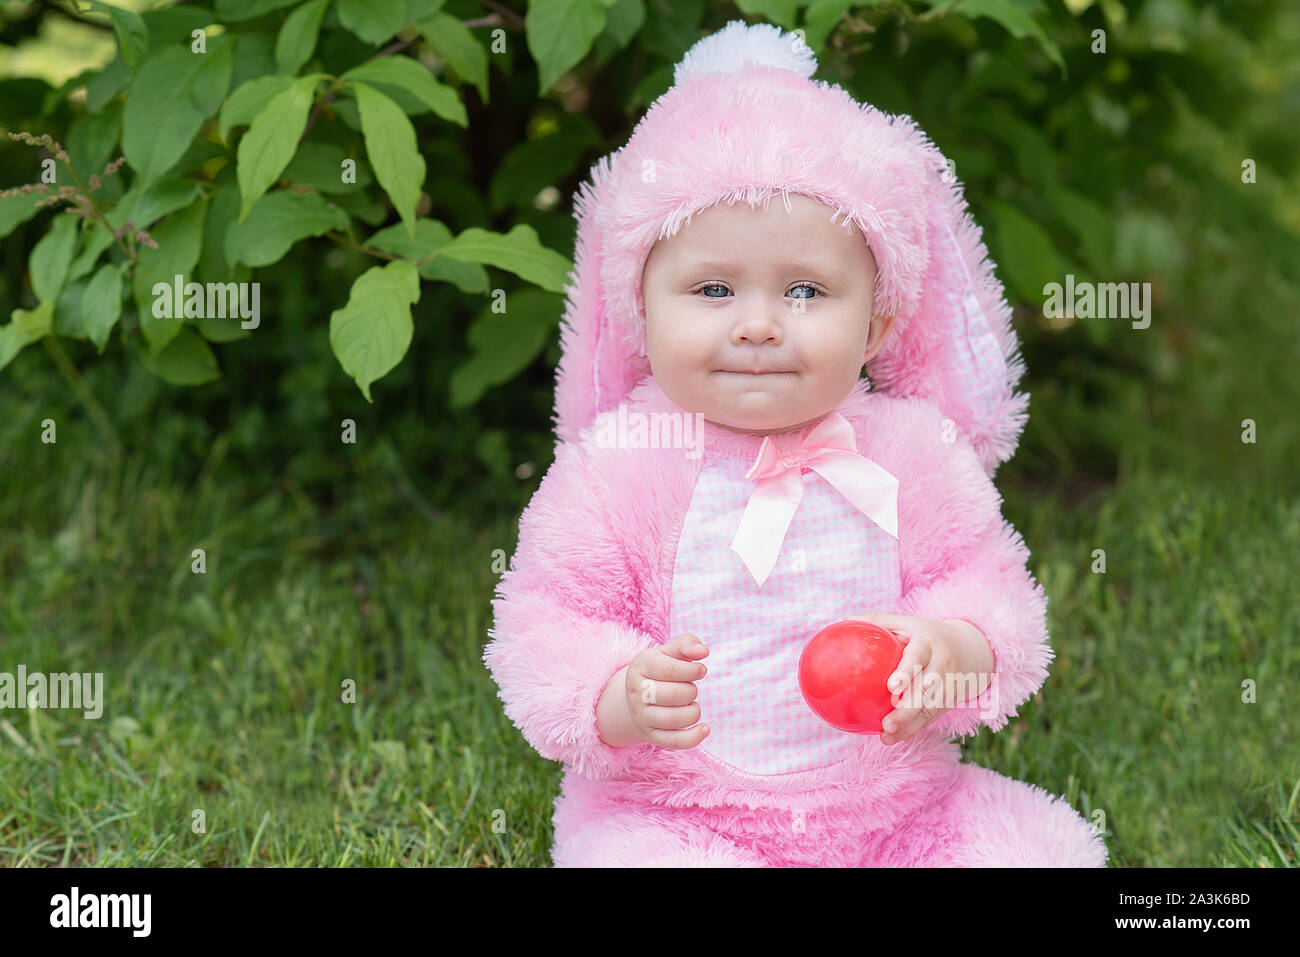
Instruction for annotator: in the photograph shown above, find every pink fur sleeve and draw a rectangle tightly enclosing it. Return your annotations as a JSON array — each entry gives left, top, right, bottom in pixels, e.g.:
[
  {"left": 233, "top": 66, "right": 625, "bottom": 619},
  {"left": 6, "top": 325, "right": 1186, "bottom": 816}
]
[
  {"left": 899, "top": 521, "right": 1053, "bottom": 737},
  {"left": 482, "top": 441, "right": 658, "bottom": 778},
  {"left": 891, "top": 407, "right": 1053, "bottom": 738}
]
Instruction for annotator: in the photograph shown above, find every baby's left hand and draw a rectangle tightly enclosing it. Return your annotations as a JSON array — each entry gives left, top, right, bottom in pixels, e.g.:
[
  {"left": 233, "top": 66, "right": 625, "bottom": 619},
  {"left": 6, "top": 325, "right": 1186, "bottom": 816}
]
[{"left": 847, "top": 612, "right": 996, "bottom": 746}]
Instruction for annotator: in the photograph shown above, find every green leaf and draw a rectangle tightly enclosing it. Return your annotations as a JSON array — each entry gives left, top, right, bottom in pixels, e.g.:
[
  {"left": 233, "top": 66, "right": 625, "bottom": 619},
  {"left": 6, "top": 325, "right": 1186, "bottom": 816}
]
[
  {"left": 107, "top": 7, "right": 148, "bottom": 67},
  {"left": 220, "top": 75, "right": 295, "bottom": 142},
  {"left": 600, "top": 0, "right": 645, "bottom": 51},
  {"left": 474, "top": 428, "right": 510, "bottom": 479},
  {"left": 231, "top": 29, "right": 276, "bottom": 91},
  {"left": 1114, "top": 208, "right": 1182, "bottom": 275},
  {"left": 80, "top": 262, "right": 125, "bottom": 352},
  {"left": 336, "top": 0, "right": 409, "bottom": 45},
  {"left": 88, "top": 0, "right": 149, "bottom": 68},
  {"left": 969, "top": 108, "right": 1057, "bottom": 182},
  {"left": 54, "top": 278, "right": 89, "bottom": 339},
  {"left": 200, "top": 175, "right": 241, "bottom": 282},
  {"left": 526, "top": 0, "right": 607, "bottom": 94},
  {"left": 215, "top": 0, "right": 300, "bottom": 21},
  {"left": 167, "top": 138, "right": 231, "bottom": 178},
  {"left": 123, "top": 40, "right": 234, "bottom": 183},
  {"left": 1086, "top": 89, "right": 1129, "bottom": 137},
  {"left": 984, "top": 198, "right": 1062, "bottom": 306},
  {"left": 803, "top": 0, "right": 857, "bottom": 53},
  {"left": 132, "top": 198, "right": 208, "bottom": 354},
  {"left": 139, "top": 6, "right": 218, "bottom": 50},
  {"left": 29, "top": 214, "right": 80, "bottom": 303},
  {"left": 640, "top": 0, "right": 702, "bottom": 61},
  {"left": 342, "top": 57, "right": 467, "bottom": 126},
  {"left": 237, "top": 73, "right": 325, "bottom": 219},
  {"left": 66, "top": 100, "right": 122, "bottom": 183},
  {"left": 407, "top": 0, "right": 448, "bottom": 18},
  {"left": 734, "top": 0, "right": 800, "bottom": 29},
  {"left": 275, "top": 0, "right": 331, "bottom": 74},
  {"left": 330, "top": 191, "right": 389, "bottom": 226},
  {"left": 350, "top": 82, "right": 426, "bottom": 238},
  {"left": 367, "top": 219, "right": 488, "bottom": 292},
  {"left": 282, "top": 142, "right": 372, "bottom": 193},
  {"left": 225, "top": 190, "right": 349, "bottom": 267},
  {"left": 86, "top": 54, "right": 129, "bottom": 112},
  {"left": 329, "top": 259, "right": 421, "bottom": 401},
  {"left": 12, "top": 299, "right": 54, "bottom": 337},
  {"left": 110, "top": 178, "right": 201, "bottom": 230},
  {"left": 136, "top": 326, "right": 220, "bottom": 385},
  {"left": 0, "top": 301, "right": 54, "bottom": 373},
  {"left": 332, "top": 96, "right": 362, "bottom": 131},
  {"left": 1044, "top": 186, "right": 1114, "bottom": 275},
  {"left": 434, "top": 224, "right": 572, "bottom": 292},
  {"left": 416, "top": 12, "right": 489, "bottom": 103},
  {"left": 196, "top": 315, "right": 252, "bottom": 343},
  {"left": 0, "top": 192, "right": 44, "bottom": 241},
  {"left": 67, "top": 223, "right": 116, "bottom": 283},
  {"left": 489, "top": 112, "right": 601, "bottom": 211},
  {"left": 948, "top": 0, "right": 1065, "bottom": 74},
  {"left": 450, "top": 288, "right": 563, "bottom": 406},
  {"left": 134, "top": 181, "right": 206, "bottom": 228},
  {"left": 629, "top": 62, "right": 674, "bottom": 108}
]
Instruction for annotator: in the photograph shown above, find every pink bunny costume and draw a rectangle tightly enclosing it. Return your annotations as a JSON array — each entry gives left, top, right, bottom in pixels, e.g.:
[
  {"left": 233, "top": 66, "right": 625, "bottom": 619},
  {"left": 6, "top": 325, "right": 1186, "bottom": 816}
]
[{"left": 483, "top": 20, "right": 1108, "bottom": 867}]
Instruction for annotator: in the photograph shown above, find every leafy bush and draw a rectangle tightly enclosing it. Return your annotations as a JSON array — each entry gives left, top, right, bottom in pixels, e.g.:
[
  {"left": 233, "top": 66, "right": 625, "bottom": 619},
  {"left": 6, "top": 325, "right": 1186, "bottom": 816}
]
[
  {"left": 1, "top": 0, "right": 573, "bottom": 400},
  {"left": 1, "top": 0, "right": 1296, "bottom": 508}
]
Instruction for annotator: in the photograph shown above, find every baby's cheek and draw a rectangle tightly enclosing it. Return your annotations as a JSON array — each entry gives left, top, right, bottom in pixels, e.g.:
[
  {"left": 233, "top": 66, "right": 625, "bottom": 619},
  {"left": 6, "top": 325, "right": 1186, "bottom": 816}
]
[{"left": 667, "top": 337, "right": 715, "bottom": 376}]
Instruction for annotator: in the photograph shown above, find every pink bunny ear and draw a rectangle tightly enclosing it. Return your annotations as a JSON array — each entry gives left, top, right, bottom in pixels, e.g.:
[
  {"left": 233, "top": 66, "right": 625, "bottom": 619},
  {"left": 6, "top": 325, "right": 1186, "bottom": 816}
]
[
  {"left": 867, "top": 160, "right": 1030, "bottom": 476},
  {"left": 552, "top": 153, "right": 652, "bottom": 448}
]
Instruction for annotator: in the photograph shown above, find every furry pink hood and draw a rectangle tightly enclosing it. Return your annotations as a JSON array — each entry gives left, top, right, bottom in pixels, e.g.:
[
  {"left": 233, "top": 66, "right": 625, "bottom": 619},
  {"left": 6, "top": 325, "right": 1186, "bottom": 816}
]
[{"left": 552, "top": 20, "right": 1030, "bottom": 475}]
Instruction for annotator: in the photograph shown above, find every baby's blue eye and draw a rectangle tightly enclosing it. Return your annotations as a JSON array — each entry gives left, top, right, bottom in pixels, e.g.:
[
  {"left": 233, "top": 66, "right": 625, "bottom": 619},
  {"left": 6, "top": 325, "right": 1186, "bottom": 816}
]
[
  {"left": 788, "top": 284, "right": 819, "bottom": 299},
  {"left": 697, "top": 284, "right": 731, "bottom": 298}
]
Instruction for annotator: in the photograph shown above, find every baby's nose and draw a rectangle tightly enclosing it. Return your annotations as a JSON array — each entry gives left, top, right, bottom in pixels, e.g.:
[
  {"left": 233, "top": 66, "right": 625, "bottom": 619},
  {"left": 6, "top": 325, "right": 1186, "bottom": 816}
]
[{"left": 733, "top": 315, "right": 783, "bottom": 344}]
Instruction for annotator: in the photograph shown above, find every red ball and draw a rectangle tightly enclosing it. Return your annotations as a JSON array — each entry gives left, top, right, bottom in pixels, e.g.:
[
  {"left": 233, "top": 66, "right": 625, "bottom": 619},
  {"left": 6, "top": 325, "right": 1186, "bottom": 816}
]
[{"left": 799, "top": 620, "right": 906, "bottom": 734}]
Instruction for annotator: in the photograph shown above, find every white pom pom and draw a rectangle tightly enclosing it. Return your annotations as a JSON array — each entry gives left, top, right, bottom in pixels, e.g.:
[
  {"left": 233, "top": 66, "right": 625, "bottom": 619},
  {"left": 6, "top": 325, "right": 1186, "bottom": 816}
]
[{"left": 673, "top": 19, "right": 817, "bottom": 86}]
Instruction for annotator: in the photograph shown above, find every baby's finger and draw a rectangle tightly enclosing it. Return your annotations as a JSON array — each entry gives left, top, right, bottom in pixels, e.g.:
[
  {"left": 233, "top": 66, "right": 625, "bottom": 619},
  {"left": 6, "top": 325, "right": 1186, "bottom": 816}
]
[
  {"left": 645, "top": 722, "right": 710, "bottom": 751},
  {"left": 631, "top": 677, "right": 699, "bottom": 708},
  {"left": 881, "top": 702, "right": 946, "bottom": 744},
  {"left": 881, "top": 668, "right": 945, "bottom": 743},
  {"left": 664, "top": 633, "right": 710, "bottom": 661},
  {"left": 640, "top": 702, "right": 701, "bottom": 731},
  {"left": 887, "top": 636, "right": 932, "bottom": 706},
  {"left": 849, "top": 612, "right": 919, "bottom": 634},
  {"left": 644, "top": 649, "right": 707, "bottom": 682}
]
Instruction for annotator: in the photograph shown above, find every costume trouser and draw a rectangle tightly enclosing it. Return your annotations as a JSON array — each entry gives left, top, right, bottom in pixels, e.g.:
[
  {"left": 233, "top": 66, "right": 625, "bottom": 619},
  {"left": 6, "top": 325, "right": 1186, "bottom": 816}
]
[{"left": 551, "top": 760, "right": 1108, "bottom": 867}]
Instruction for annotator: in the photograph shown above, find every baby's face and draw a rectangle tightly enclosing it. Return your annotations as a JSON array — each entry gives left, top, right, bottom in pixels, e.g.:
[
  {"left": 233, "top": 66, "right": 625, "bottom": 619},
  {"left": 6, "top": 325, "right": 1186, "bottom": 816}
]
[{"left": 641, "top": 193, "right": 889, "bottom": 435}]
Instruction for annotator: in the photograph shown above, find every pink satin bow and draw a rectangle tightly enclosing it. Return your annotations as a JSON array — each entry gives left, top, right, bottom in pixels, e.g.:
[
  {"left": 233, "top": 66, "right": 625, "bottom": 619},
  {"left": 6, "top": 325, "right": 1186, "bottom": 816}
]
[{"left": 730, "top": 412, "right": 899, "bottom": 586}]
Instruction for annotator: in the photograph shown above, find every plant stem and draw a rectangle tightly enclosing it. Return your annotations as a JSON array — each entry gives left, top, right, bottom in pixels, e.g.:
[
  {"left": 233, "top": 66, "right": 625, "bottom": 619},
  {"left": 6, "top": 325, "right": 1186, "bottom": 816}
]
[
  {"left": 472, "top": 0, "right": 525, "bottom": 29},
  {"left": 326, "top": 230, "right": 401, "bottom": 262},
  {"left": 58, "top": 157, "right": 133, "bottom": 259},
  {"left": 301, "top": 78, "right": 342, "bottom": 141},
  {"left": 41, "top": 335, "right": 120, "bottom": 451}
]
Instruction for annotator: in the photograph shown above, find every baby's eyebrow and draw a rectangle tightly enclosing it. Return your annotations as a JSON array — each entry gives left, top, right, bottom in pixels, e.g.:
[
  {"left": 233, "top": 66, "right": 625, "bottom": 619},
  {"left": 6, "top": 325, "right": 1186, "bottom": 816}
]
[{"left": 689, "top": 259, "right": 845, "bottom": 282}]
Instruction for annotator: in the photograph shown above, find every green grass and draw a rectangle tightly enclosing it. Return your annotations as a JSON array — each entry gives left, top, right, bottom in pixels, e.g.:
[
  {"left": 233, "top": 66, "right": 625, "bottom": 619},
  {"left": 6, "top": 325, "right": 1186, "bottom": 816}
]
[
  {"left": 0, "top": 431, "right": 555, "bottom": 866},
  {"left": 1001, "top": 472, "right": 1298, "bottom": 867},
  {"left": 2, "top": 244, "right": 1297, "bottom": 866},
  {"left": 0, "top": 414, "right": 1295, "bottom": 867}
]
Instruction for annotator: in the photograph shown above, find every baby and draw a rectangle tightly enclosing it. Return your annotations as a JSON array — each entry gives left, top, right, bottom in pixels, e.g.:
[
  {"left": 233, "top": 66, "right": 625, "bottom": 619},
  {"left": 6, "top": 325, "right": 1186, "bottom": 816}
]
[
  {"left": 598, "top": 190, "right": 999, "bottom": 755},
  {"left": 483, "top": 21, "right": 1108, "bottom": 867}
]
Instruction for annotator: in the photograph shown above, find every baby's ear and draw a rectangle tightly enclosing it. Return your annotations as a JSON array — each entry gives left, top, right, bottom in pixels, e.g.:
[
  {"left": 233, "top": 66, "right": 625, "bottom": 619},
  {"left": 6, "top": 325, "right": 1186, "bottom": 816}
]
[{"left": 864, "top": 311, "right": 895, "bottom": 362}]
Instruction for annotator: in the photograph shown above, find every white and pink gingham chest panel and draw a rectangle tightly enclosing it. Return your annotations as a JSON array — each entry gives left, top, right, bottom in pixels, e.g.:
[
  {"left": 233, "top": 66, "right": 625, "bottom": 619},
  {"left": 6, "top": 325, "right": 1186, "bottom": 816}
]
[{"left": 668, "top": 457, "right": 903, "bottom": 776}]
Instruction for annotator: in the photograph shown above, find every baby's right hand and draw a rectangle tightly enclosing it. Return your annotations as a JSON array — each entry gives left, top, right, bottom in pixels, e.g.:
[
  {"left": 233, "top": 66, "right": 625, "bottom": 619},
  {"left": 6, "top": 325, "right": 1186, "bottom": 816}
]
[{"left": 625, "top": 633, "right": 710, "bottom": 749}]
